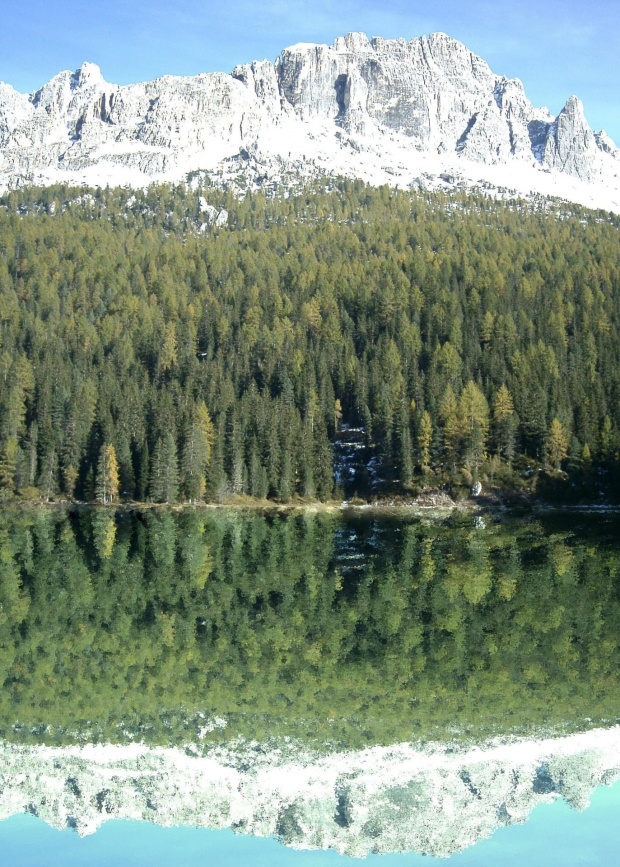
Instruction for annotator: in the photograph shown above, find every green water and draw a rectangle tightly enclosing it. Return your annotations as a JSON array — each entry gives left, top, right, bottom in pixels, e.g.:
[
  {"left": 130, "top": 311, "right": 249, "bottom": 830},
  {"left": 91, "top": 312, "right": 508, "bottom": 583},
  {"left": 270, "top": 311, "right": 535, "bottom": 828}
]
[
  {"left": 0, "top": 506, "right": 619, "bottom": 862},
  {"left": 1, "top": 507, "right": 619, "bottom": 748}
]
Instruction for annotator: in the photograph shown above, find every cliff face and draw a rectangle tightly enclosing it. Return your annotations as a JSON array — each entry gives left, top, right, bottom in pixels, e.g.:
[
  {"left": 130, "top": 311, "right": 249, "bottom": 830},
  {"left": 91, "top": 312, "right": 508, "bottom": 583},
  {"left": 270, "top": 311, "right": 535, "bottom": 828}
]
[
  {"left": 1, "top": 727, "right": 619, "bottom": 858},
  {"left": 272, "top": 33, "right": 540, "bottom": 158},
  {"left": 0, "top": 33, "right": 618, "bottom": 209}
]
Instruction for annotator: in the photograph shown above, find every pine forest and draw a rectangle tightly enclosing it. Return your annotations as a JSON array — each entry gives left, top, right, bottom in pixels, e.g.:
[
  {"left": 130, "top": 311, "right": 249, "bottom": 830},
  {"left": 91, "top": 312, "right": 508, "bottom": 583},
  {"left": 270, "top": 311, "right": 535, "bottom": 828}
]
[{"left": 0, "top": 180, "right": 619, "bottom": 505}]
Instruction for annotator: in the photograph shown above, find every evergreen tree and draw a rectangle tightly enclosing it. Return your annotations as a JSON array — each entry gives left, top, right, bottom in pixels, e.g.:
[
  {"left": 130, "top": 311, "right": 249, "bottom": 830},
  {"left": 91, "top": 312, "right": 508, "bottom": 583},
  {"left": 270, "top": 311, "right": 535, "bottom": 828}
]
[
  {"left": 249, "top": 444, "right": 268, "bottom": 499},
  {"left": 300, "top": 421, "right": 315, "bottom": 498},
  {"left": 582, "top": 442, "right": 592, "bottom": 471},
  {"left": 279, "top": 449, "right": 293, "bottom": 502},
  {"left": 25, "top": 422, "right": 38, "bottom": 487},
  {"left": 150, "top": 432, "right": 179, "bottom": 503},
  {"left": 115, "top": 436, "right": 135, "bottom": 500},
  {"left": 196, "top": 401, "right": 216, "bottom": 468},
  {"left": 417, "top": 411, "right": 433, "bottom": 472},
  {"left": 135, "top": 442, "right": 150, "bottom": 502},
  {"left": 459, "top": 381, "right": 489, "bottom": 471},
  {"left": 399, "top": 422, "right": 414, "bottom": 486},
  {"left": 547, "top": 419, "right": 569, "bottom": 471},
  {"left": 313, "top": 424, "right": 334, "bottom": 500},
  {"left": 181, "top": 422, "right": 207, "bottom": 502},
  {"left": 0, "top": 437, "right": 18, "bottom": 498},
  {"left": 63, "top": 464, "right": 78, "bottom": 499},
  {"left": 567, "top": 436, "right": 583, "bottom": 474},
  {"left": 600, "top": 417, "right": 614, "bottom": 462},
  {"left": 149, "top": 439, "right": 164, "bottom": 502},
  {"left": 493, "top": 385, "right": 516, "bottom": 463},
  {"left": 38, "top": 449, "right": 58, "bottom": 502},
  {"left": 439, "top": 386, "right": 460, "bottom": 469}
]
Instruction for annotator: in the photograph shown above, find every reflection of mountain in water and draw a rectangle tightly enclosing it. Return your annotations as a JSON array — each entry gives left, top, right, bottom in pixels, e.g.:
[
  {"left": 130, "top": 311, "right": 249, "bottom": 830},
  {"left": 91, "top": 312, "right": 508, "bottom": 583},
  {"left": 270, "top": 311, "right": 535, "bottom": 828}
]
[
  {"left": 2, "top": 509, "right": 620, "bottom": 856},
  {"left": 1, "top": 728, "right": 619, "bottom": 858}
]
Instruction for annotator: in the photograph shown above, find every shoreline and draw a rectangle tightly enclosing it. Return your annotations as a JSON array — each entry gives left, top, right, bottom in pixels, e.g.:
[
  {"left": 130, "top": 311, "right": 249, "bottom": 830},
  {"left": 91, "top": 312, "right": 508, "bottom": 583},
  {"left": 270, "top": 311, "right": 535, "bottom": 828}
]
[{"left": 2, "top": 492, "right": 620, "bottom": 521}]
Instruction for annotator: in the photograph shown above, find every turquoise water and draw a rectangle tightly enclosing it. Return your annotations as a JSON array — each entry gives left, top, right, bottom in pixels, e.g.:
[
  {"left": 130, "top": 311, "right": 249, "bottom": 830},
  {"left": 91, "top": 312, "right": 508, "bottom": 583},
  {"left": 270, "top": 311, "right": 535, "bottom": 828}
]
[{"left": 2, "top": 782, "right": 620, "bottom": 867}]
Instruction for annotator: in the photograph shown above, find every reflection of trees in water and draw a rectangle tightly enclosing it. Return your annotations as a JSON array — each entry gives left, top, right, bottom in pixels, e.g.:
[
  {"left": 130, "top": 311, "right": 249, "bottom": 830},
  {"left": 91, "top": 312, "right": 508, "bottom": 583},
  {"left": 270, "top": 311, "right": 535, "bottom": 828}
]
[{"left": 0, "top": 508, "right": 619, "bottom": 749}]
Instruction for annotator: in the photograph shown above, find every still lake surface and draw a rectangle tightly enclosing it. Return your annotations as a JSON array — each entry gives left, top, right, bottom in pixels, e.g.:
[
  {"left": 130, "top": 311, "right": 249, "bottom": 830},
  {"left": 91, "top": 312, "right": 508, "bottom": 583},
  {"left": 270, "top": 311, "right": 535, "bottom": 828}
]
[{"left": 0, "top": 506, "right": 618, "bottom": 863}]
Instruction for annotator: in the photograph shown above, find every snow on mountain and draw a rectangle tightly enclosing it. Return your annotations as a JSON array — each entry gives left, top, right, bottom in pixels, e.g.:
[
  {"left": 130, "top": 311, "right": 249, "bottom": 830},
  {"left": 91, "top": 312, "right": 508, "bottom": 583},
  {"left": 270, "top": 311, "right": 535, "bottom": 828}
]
[
  {"left": 1, "top": 727, "right": 619, "bottom": 857},
  {"left": 0, "top": 33, "right": 619, "bottom": 211}
]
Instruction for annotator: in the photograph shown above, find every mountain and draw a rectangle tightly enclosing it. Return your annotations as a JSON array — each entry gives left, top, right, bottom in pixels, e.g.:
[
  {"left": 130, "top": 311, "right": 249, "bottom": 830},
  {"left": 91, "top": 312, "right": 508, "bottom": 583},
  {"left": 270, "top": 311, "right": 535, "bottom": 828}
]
[
  {"left": 0, "top": 33, "right": 619, "bottom": 210},
  {"left": 1, "top": 727, "right": 619, "bottom": 857}
]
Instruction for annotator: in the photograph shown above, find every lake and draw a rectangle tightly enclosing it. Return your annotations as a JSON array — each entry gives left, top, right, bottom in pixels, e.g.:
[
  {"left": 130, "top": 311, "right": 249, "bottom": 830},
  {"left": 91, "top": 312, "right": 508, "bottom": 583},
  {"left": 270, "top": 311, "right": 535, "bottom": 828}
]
[{"left": 0, "top": 506, "right": 618, "bottom": 862}]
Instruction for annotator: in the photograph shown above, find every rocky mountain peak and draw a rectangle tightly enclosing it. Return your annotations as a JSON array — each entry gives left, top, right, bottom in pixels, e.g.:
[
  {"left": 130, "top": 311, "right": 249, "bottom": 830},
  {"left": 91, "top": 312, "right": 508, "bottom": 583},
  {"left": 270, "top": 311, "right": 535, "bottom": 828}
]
[
  {"left": 72, "top": 61, "right": 105, "bottom": 89},
  {"left": 333, "top": 32, "right": 372, "bottom": 53},
  {"left": 0, "top": 32, "right": 618, "bottom": 211},
  {"left": 543, "top": 94, "right": 597, "bottom": 181},
  {"left": 595, "top": 130, "right": 619, "bottom": 156}
]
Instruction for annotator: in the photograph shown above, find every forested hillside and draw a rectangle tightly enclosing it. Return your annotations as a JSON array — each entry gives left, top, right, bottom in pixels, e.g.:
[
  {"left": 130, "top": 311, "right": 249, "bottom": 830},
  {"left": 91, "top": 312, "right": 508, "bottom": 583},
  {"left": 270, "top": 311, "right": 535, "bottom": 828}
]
[{"left": 0, "top": 180, "right": 619, "bottom": 504}]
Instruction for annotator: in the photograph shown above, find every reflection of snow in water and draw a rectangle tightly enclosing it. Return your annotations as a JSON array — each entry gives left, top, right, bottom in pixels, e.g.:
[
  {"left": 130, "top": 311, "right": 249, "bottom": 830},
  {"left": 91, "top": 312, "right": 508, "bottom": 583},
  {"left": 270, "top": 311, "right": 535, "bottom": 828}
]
[
  {"left": 1, "top": 726, "right": 619, "bottom": 857},
  {"left": 332, "top": 520, "right": 385, "bottom": 569}
]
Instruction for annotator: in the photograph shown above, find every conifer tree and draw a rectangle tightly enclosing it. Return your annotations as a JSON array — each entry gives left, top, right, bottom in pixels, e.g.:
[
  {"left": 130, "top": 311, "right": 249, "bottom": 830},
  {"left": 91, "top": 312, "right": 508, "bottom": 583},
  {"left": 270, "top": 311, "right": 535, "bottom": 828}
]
[
  {"left": 196, "top": 402, "right": 215, "bottom": 468},
  {"left": 63, "top": 464, "right": 78, "bottom": 499},
  {"left": 334, "top": 399, "right": 343, "bottom": 434},
  {"left": 306, "top": 389, "right": 320, "bottom": 432},
  {"left": 279, "top": 449, "right": 293, "bottom": 502},
  {"left": 149, "top": 439, "right": 164, "bottom": 502},
  {"left": 399, "top": 422, "right": 414, "bottom": 486},
  {"left": 313, "top": 423, "right": 334, "bottom": 500},
  {"left": 207, "top": 417, "right": 227, "bottom": 500},
  {"left": 38, "top": 449, "right": 58, "bottom": 502},
  {"left": 115, "top": 436, "right": 135, "bottom": 500},
  {"left": 181, "top": 422, "right": 207, "bottom": 502},
  {"left": 547, "top": 419, "right": 569, "bottom": 471},
  {"left": 249, "top": 444, "right": 268, "bottom": 499},
  {"left": 439, "top": 386, "right": 460, "bottom": 469},
  {"left": 600, "top": 417, "right": 614, "bottom": 461},
  {"left": 582, "top": 443, "right": 592, "bottom": 471},
  {"left": 300, "top": 421, "right": 315, "bottom": 498},
  {"left": 159, "top": 322, "right": 178, "bottom": 375},
  {"left": 459, "top": 381, "right": 489, "bottom": 470},
  {"left": 417, "top": 411, "right": 433, "bottom": 471},
  {"left": 95, "top": 444, "right": 120, "bottom": 504},
  {"left": 0, "top": 437, "right": 18, "bottom": 497},
  {"left": 150, "top": 432, "right": 179, "bottom": 503},
  {"left": 493, "top": 385, "right": 516, "bottom": 463},
  {"left": 567, "top": 436, "right": 583, "bottom": 474},
  {"left": 136, "top": 442, "right": 150, "bottom": 502},
  {"left": 25, "top": 423, "right": 38, "bottom": 487}
]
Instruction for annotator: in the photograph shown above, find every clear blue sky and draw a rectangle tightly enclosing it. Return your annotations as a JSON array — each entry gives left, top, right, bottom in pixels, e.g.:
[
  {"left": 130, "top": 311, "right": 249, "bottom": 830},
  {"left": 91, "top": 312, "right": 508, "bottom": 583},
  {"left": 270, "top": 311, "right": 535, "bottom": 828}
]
[{"left": 1, "top": 0, "right": 618, "bottom": 142}]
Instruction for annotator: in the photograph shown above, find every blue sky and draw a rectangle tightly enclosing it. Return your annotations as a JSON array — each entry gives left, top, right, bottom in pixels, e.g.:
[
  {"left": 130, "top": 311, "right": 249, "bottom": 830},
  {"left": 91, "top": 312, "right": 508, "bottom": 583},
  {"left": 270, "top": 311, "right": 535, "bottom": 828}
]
[
  {"left": 2, "top": 783, "right": 620, "bottom": 866},
  {"left": 1, "top": 0, "right": 618, "bottom": 141}
]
